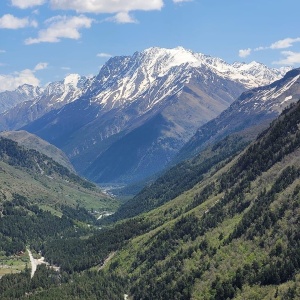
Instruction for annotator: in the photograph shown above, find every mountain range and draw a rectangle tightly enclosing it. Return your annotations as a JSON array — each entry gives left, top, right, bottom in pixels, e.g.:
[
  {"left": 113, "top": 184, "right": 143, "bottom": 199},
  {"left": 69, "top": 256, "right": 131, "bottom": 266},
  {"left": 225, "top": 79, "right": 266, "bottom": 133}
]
[
  {"left": 0, "top": 47, "right": 290, "bottom": 185},
  {"left": 0, "top": 74, "right": 88, "bottom": 130},
  {"left": 0, "top": 47, "right": 300, "bottom": 300},
  {"left": 3, "top": 89, "right": 299, "bottom": 300}
]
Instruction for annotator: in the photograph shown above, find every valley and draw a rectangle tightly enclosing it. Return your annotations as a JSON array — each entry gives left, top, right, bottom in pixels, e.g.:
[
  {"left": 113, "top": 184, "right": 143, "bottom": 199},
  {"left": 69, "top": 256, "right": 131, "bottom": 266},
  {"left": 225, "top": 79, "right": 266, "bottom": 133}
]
[{"left": 0, "top": 47, "right": 299, "bottom": 300}]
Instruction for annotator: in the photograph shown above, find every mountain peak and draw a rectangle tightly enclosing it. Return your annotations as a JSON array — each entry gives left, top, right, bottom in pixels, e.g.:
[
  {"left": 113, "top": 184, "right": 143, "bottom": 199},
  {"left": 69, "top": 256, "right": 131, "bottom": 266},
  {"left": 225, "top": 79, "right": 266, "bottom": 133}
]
[
  {"left": 134, "top": 47, "right": 289, "bottom": 89},
  {"left": 64, "top": 73, "right": 82, "bottom": 87},
  {"left": 16, "top": 84, "right": 43, "bottom": 97},
  {"left": 138, "top": 46, "right": 202, "bottom": 70}
]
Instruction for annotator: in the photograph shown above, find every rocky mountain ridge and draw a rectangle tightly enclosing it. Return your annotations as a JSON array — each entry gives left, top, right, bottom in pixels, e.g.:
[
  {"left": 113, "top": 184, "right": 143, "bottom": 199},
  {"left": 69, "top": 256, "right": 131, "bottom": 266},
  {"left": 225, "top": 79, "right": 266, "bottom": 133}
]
[
  {"left": 177, "top": 67, "right": 300, "bottom": 161},
  {"left": 0, "top": 74, "right": 89, "bottom": 130},
  {"left": 0, "top": 47, "right": 291, "bottom": 185}
]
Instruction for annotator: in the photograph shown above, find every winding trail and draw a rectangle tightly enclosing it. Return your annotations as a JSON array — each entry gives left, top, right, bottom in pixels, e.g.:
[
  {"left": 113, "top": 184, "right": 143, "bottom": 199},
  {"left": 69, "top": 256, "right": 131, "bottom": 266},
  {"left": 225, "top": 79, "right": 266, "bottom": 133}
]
[{"left": 27, "top": 248, "right": 37, "bottom": 278}]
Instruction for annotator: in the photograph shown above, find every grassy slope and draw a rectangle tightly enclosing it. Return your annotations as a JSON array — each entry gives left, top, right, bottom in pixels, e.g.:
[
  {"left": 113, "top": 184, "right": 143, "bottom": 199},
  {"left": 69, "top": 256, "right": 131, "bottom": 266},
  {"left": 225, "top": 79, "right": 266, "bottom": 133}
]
[
  {"left": 0, "top": 130, "right": 75, "bottom": 172},
  {"left": 4, "top": 102, "right": 299, "bottom": 299},
  {"left": 101, "top": 102, "right": 300, "bottom": 299},
  {"left": 110, "top": 133, "right": 250, "bottom": 222},
  {"left": 0, "top": 137, "right": 118, "bottom": 213}
]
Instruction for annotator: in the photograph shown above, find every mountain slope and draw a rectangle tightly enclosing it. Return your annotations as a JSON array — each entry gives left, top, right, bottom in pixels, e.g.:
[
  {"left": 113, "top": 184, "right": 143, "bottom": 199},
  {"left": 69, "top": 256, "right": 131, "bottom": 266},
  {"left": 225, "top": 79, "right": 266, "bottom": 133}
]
[
  {"left": 12, "top": 97, "right": 300, "bottom": 300},
  {"left": 0, "top": 84, "right": 42, "bottom": 113},
  {"left": 177, "top": 68, "right": 300, "bottom": 161},
  {"left": 109, "top": 133, "right": 250, "bottom": 222},
  {"left": 0, "top": 74, "right": 89, "bottom": 130},
  {"left": 0, "top": 130, "right": 75, "bottom": 172},
  {"left": 101, "top": 99, "right": 300, "bottom": 299},
  {"left": 0, "top": 136, "right": 117, "bottom": 213},
  {"left": 22, "top": 47, "right": 288, "bottom": 185}
]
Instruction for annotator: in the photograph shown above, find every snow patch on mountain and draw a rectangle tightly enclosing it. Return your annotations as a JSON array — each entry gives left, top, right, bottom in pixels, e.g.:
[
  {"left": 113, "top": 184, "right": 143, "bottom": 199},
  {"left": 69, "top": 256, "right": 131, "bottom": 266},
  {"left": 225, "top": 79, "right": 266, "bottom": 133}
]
[
  {"left": 89, "top": 47, "right": 290, "bottom": 110},
  {"left": 64, "top": 74, "right": 81, "bottom": 87},
  {"left": 236, "top": 70, "right": 300, "bottom": 116}
]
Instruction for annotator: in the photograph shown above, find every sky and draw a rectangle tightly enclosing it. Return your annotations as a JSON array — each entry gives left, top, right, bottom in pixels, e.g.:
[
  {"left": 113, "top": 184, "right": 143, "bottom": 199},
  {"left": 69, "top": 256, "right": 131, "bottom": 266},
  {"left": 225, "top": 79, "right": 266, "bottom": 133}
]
[{"left": 0, "top": 0, "right": 300, "bottom": 92}]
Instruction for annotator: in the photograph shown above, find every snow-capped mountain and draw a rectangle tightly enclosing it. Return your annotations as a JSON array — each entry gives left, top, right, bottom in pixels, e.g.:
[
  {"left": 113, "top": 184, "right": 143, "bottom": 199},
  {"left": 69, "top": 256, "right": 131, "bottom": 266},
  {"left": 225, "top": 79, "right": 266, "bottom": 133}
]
[
  {"left": 1, "top": 47, "right": 291, "bottom": 185},
  {"left": 0, "top": 74, "right": 89, "bottom": 130},
  {"left": 0, "top": 84, "right": 42, "bottom": 113},
  {"left": 87, "top": 47, "right": 288, "bottom": 110},
  {"left": 178, "top": 68, "right": 300, "bottom": 161}
]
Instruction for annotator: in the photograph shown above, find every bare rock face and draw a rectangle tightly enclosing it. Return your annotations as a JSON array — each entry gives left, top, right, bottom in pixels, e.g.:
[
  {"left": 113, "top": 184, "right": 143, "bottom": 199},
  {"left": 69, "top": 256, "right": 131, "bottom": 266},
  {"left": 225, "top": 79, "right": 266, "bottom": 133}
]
[
  {"left": 178, "top": 68, "right": 300, "bottom": 161},
  {"left": 2, "top": 47, "right": 290, "bottom": 184}
]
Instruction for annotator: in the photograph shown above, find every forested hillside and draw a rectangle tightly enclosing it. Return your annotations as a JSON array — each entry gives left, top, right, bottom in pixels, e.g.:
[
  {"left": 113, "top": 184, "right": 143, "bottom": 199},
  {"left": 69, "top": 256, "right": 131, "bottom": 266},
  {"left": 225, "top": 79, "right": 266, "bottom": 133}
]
[
  {"left": 110, "top": 134, "right": 250, "bottom": 222},
  {"left": 0, "top": 136, "right": 117, "bottom": 212},
  {"left": 0, "top": 130, "right": 75, "bottom": 172},
  {"left": 1, "top": 101, "right": 299, "bottom": 299},
  {"left": 0, "top": 136, "right": 118, "bottom": 297}
]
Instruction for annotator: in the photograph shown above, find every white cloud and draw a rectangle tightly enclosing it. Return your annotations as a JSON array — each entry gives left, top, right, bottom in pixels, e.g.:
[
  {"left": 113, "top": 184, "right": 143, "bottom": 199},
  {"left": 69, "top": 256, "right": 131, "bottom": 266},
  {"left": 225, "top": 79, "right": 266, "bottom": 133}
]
[
  {"left": 106, "top": 12, "right": 138, "bottom": 24},
  {"left": 238, "top": 48, "right": 251, "bottom": 58},
  {"left": 173, "top": 0, "right": 192, "bottom": 3},
  {"left": 255, "top": 37, "right": 300, "bottom": 52},
  {"left": 0, "top": 61, "right": 48, "bottom": 91},
  {"left": 61, "top": 66, "right": 71, "bottom": 70},
  {"left": 270, "top": 37, "right": 300, "bottom": 49},
  {"left": 273, "top": 51, "right": 300, "bottom": 65},
  {"left": 254, "top": 46, "right": 267, "bottom": 51},
  {"left": 0, "top": 50, "right": 6, "bottom": 53},
  {"left": 25, "top": 15, "right": 93, "bottom": 44},
  {"left": 34, "top": 62, "right": 48, "bottom": 71},
  {"left": 0, "top": 69, "right": 40, "bottom": 92},
  {"left": 97, "top": 52, "right": 112, "bottom": 58},
  {"left": 11, "top": 0, "right": 45, "bottom": 9},
  {"left": 0, "top": 14, "right": 37, "bottom": 29},
  {"left": 50, "top": 0, "right": 164, "bottom": 14}
]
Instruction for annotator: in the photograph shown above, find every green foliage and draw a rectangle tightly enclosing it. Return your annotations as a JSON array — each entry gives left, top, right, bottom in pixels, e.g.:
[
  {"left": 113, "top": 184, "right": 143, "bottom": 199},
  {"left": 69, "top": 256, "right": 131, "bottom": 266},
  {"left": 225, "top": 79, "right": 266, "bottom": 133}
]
[
  {"left": 219, "top": 101, "right": 300, "bottom": 192},
  {"left": 0, "top": 194, "right": 74, "bottom": 255},
  {"left": 60, "top": 205, "right": 96, "bottom": 224},
  {"left": 1, "top": 102, "right": 300, "bottom": 299},
  {"left": 0, "top": 264, "right": 125, "bottom": 300},
  {"left": 0, "top": 267, "right": 31, "bottom": 299},
  {"left": 27, "top": 271, "right": 126, "bottom": 300},
  {"left": 41, "top": 218, "right": 150, "bottom": 273},
  {"left": 0, "top": 136, "right": 95, "bottom": 189},
  {"left": 111, "top": 135, "right": 248, "bottom": 222}
]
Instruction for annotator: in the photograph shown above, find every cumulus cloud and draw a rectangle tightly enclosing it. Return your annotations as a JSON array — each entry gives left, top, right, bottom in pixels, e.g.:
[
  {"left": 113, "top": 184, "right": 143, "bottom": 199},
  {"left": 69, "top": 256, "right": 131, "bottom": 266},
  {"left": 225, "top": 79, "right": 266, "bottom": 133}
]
[
  {"left": 273, "top": 51, "right": 300, "bottom": 65},
  {"left": 25, "top": 15, "right": 93, "bottom": 44},
  {"left": 0, "top": 14, "right": 37, "bottom": 29},
  {"left": 106, "top": 12, "right": 138, "bottom": 24},
  {"left": 238, "top": 48, "right": 251, "bottom": 58},
  {"left": 0, "top": 69, "right": 40, "bottom": 92},
  {"left": 97, "top": 52, "right": 112, "bottom": 58},
  {"left": 11, "top": 0, "right": 45, "bottom": 9},
  {"left": 50, "top": 0, "right": 164, "bottom": 14},
  {"left": 0, "top": 61, "right": 48, "bottom": 91},
  {"left": 270, "top": 37, "right": 300, "bottom": 49},
  {"left": 255, "top": 37, "right": 300, "bottom": 52}
]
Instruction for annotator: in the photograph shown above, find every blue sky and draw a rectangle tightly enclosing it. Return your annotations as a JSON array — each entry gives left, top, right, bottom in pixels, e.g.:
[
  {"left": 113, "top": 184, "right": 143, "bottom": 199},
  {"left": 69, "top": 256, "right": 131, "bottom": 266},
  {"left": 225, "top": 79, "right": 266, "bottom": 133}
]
[{"left": 0, "top": 0, "right": 299, "bottom": 91}]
